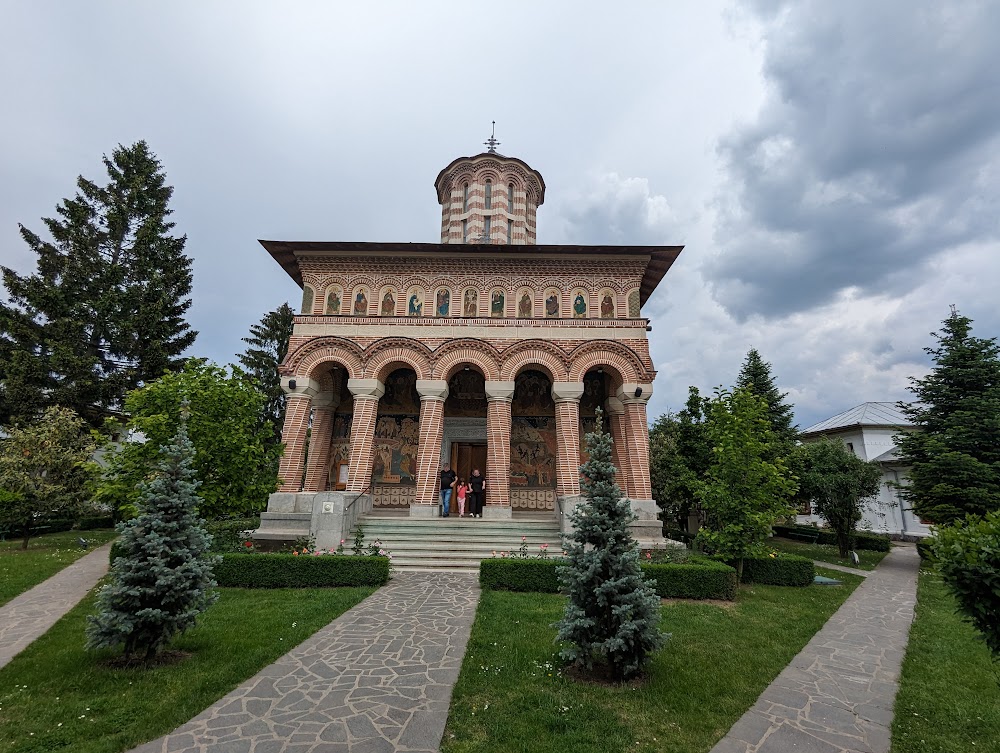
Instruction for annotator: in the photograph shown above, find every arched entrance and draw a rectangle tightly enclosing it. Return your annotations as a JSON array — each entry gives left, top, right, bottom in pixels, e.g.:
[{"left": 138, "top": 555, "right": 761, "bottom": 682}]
[
  {"left": 371, "top": 367, "right": 420, "bottom": 509},
  {"left": 443, "top": 367, "right": 488, "bottom": 484},
  {"left": 510, "top": 369, "right": 558, "bottom": 515}
]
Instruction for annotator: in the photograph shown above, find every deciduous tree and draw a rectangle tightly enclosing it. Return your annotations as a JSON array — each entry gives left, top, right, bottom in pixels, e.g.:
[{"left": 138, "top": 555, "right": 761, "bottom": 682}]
[{"left": 650, "top": 387, "right": 711, "bottom": 530}]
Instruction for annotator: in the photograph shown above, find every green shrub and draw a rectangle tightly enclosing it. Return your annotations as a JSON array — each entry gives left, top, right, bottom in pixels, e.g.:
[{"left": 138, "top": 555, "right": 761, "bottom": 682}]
[
  {"left": 641, "top": 559, "right": 738, "bottom": 600},
  {"left": 933, "top": 512, "right": 1000, "bottom": 660},
  {"left": 916, "top": 537, "right": 935, "bottom": 561},
  {"left": 773, "top": 524, "right": 891, "bottom": 552},
  {"left": 109, "top": 539, "right": 126, "bottom": 563},
  {"left": 213, "top": 553, "right": 390, "bottom": 588},
  {"left": 204, "top": 517, "right": 261, "bottom": 553},
  {"left": 480, "top": 558, "right": 561, "bottom": 593},
  {"left": 480, "top": 557, "right": 739, "bottom": 600},
  {"left": 78, "top": 516, "right": 114, "bottom": 530},
  {"left": 740, "top": 553, "right": 814, "bottom": 586}
]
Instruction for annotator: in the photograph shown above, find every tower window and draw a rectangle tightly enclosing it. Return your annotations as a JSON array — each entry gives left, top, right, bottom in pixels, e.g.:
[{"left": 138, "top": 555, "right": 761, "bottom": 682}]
[
  {"left": 507, "top": 219, "right": 513, "bottom": 244},
  {"left": 484, "top": 215, "right": 491, "bottom": 239},
  {"left": 485, "top": 180, "right": 492, "bottom": 209},
  {"left": 508, "top": 183, "right": 515, "bottom": 213},
  {"left": 463, "top": 183, "right": 469, "bottom": 213},
  {"left": 462, "top": 219, "right": 468, "bottom": 243}
]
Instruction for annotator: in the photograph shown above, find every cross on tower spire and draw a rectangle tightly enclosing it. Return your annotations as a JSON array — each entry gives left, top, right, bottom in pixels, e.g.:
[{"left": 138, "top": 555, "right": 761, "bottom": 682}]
[{"left": 484, "top": 121, "right": 500, "bottom": 154}]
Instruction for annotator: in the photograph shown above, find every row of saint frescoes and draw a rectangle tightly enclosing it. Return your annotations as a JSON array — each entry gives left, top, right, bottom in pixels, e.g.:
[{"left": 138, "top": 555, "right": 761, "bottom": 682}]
[{"left": 302, "top": 284, "right": 642, "bottom": 320}]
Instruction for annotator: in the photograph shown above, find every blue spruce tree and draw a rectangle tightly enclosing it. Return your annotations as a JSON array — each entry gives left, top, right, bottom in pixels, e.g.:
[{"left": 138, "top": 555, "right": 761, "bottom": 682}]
[
  {"left": 555, "top": 408, "right": 666, "bottom": 681},
  {"left": 87, "top": 419, "right": 218, "bottom": 660}
]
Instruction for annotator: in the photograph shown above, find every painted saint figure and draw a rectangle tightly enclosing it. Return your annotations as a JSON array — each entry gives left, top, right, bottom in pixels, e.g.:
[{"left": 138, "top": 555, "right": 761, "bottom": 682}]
[
  {"left": 327, "top": 289, "right": 341, "bottom": 315},
  {"left": 573, "top": 293, "right": 587, "bottom": 318},
  {"left": 381, "top": 291, "right": 395, "bottom": 316},
  {"left": 408, "top": 292, "right": 422, "bottom": 316},
  {"left": 436, "top": 289, "right": 450, "bottom": 316},
  {"left": 518, "top": 291, "right": 532, "bottom": 318},
  {"left": 463, "top": 289, "right": 477, "bottom": 316},
  {"left": 491, "top": 290, "right": 504, "bottom": 317},
  {"left": 353, "top": 289, "right": 368, "bottom": 315},
  {"left": 545, "top": 291, "right": 559, "bottom": 318},
  {"left": 600, "top": 293, "right": 614, "bottom": 318}
]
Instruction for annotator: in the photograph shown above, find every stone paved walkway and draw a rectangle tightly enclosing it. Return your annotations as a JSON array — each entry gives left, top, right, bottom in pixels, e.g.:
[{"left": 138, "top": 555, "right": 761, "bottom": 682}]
[
  {"left": 132, "top": 572, "right": 480, "bottom": 753},
  {"left": 711, "top": 545, "right": 919, "bottom": 753},
  {"left": 0, "top": 542, "right": 112, "bottom": 670}
]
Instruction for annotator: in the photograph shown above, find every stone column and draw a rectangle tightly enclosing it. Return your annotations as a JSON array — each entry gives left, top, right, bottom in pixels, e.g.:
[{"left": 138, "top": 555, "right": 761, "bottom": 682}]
[
  {"left": 485, "top": 380, "right": 515, "bottom": 514},
  {"left": 552, "top": 382, "right": 585, "bottom": 498},
  {"left": 617, "top": 383, "right": 654, "bottom": 500},
  {"left": 605, "top": 396, "right": 634, "bottom": 498},
  {"left": 412, "top": 380, "right": 449, "bottom": 515},
  {"left": 302, "top": 392, "right": 340, "bottom": 492},
  {"left": 276, "top": 376, "right": 321, "bottom": 492},
  {"left": 345, "top": 378, "right": 385, "bottom": 493}
]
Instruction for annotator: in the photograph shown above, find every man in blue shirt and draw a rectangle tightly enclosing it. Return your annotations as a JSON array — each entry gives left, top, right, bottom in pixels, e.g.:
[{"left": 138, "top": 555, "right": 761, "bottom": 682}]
[{"left": 439, "top": 463, "right": 457, "bottom": 518}]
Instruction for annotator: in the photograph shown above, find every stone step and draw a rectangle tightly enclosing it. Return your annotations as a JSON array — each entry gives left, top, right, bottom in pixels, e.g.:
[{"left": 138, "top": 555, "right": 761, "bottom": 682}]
[{"left": 254, "top": 529, "right": 312, "bottom": 541}]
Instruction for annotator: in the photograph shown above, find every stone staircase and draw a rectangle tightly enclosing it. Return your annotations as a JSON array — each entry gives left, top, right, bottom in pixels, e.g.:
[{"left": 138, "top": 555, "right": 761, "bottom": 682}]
[{"left": 353, "top": 514, "right": 565, "bottom": 571}]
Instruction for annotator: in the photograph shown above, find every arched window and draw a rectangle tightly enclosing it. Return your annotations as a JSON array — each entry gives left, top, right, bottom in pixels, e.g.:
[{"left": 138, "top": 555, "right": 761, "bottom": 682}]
[
  {"left": 485, "top": 180, "right": 492, "bottom": 209},
  {"left": 507, "top": 219, "right": 513, "bottom": 244},
  {"left": 508, "top": 183, "right": 515, "bottom": 213},
  {"left": 484, "top": 215, "right": 491, "bottom": 239},
  {"left": 462, "top": 218, "right": 468, "bottom": 243},
  {"left": 463, "top": 183, "right": 469, "bottom": 213}
]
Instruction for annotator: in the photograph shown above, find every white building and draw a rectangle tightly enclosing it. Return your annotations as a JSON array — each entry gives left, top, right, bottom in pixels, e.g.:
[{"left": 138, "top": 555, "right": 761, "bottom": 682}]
[{"left": 796, "top": 402, "right": 931, "bottom": 539}]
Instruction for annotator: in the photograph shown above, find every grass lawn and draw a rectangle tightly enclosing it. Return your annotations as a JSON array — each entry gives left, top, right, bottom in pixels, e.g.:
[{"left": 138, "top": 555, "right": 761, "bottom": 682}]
[
  {"left": 0, "top": 585, "right": 375, "bottom": 753},
  {"left": 0, "top": 530, "right": 118, "bottom": 607},
  {"left": 442, "top": 572, "right": 864, "bottom": 753},
  {"left": 768, "top": 536, "right": 888, "bottom": 571},
  {"left": 891, "top": 571, "right": 1000, "bottom": 752}
]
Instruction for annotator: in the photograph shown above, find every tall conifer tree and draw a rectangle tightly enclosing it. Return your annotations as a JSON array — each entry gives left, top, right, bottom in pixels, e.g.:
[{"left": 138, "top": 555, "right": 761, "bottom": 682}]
[
  {"left": 238, "top": 303, "right": 295, "bottom": 441},
  {"left": 0, "top": 142, "right": 196, "bottom": 426},
  {"left": 897, "top": 309, "right": 1000, "bottom": 524},
  {"left": 735, "top": 348, "right": 797, "bottom": 445}
]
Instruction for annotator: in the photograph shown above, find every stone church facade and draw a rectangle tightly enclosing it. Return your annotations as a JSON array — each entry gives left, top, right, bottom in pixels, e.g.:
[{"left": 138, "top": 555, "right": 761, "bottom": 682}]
[{"left": 255, "top": 147, "right": 682, "bottom": 549}]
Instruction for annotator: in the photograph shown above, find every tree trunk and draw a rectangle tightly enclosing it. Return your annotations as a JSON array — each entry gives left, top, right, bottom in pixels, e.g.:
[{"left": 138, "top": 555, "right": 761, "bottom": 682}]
[
  {"left": 20, "top": 524, "right": 31, "bottom": 550},
  {"left": 736, "top": 557, "right": 744, "bottom": 582},
  {"left": 837, "top": 531, "right": 850, "bottom": 559}
]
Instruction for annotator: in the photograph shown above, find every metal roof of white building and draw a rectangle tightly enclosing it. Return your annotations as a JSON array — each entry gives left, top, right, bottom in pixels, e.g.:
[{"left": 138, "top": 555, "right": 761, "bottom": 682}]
[{"left": 801, "top": 402, "right": 913, "bottom": 436}]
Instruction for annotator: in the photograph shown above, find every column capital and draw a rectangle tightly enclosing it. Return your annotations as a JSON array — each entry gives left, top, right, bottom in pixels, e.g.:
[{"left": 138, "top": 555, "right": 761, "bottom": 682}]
[
  {"left": 281, "top": 376, "right": 322, "bottom": 398},
  {"left": 617, "top": 383, "right": 654, "bottom": 404},
  {"left": 551, "top": 382, "right": 585, "bottom": 403},
  {"left": 311, "top": 392, "right": 341, "bottom": 410},
  {"left": 415, "top": 379, "right": 449, "bottom": 401},
  {"left": 348, "top": 378, "right": 385, "bottom": 400},
  {"left": 605, "top": 396, "right": 625, "bottom": 416},
  {"left": 484, "top": 380, "right": 516, "bottom": 402}
]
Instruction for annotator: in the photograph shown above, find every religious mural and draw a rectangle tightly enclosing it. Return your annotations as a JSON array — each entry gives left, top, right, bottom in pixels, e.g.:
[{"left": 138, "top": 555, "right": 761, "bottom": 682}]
[
  {"left": 326, "top": 287, "right": 342, "bottom": 315},
  {"left": 327, "top": 377, "right": 354, "bottom": 488},
  {"left": 510, "top": 370, "right": 557, "bottom": 489},
  {"left": 407, "top": 288, "right": 423, "bottom": 316},
  {"left": 490, "top": 289, "right": 505, "bottom": 317},
  {"left": 572, "top": 290, "right": 587, "bottom": 318},
  {"left": 436, "top": 288, "right": 450, "bottom": 316},
  {"left": 544, "top": 288, "right": 560, "bottom": 318},
  {"left": 380, "top": 289, "right": 396, "bottom": 316},
  {"left": 353, "top": 287, "right": 369, "bottom": 315},
  {"left": 463, "top": 288, "right": 478, "bottom": 316},
  {"left": 302, "top": 286, "right": 314, "bottom": 314},
  {"left": 628, "top": 289, "right": 641, "bottom": 318},
  {"left": 444, "top": 370, "right": 487, "bottom": 417},
  {"left": 371, "top": 369, "right": 420, "bottom": 486},
  {"left": 517, "top": 289, "right": 533, "bottom": 318},
  {"left": 600, "top": 289, "right": 615, "bottom": 318}
]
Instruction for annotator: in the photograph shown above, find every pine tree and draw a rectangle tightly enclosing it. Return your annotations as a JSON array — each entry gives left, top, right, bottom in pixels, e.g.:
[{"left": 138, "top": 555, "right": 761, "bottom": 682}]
[
  {"left": 87, "top": 418, "right": 218, "bottom": 661},
  {"left": 238, "top": 303, "right": 295, "bottom": 441},
  {"left": 556, "top": 408, "right": 666, "bottom": 681},
  {"left": 0, "top": 141, "right": 196, "bottom": 427},
  {"left": 897, "top": 309, "right": 1000, "bottom": 524},
  {"left": 695, "top": 388, "right": 798, "bottom": 579},
  {"left": 736, "top": 348, "right": 797, "bottom": 445}
]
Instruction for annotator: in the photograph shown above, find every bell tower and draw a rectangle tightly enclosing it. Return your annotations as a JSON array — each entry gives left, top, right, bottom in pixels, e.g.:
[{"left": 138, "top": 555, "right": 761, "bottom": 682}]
[{"left": 434, "top": 127, "right": 545, "bottom": 244}]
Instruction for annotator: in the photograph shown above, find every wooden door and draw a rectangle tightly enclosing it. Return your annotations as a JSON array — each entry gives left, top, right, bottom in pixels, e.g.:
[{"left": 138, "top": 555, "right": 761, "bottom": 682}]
[{"left": 451, "top": 443, "right": 487, "bottom": 482}]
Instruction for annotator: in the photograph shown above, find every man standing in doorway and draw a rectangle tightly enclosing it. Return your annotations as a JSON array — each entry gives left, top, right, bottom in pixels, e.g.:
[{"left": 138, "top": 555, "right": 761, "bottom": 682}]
[
  {"left": 469, "top": 468, "right": 486, "bottom": 518},
  {"left": 439, "top": 463, "right": 457, "bottom": 518}
]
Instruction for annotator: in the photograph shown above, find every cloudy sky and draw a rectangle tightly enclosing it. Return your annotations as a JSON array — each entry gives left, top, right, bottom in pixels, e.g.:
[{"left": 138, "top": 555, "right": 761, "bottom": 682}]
[{"left": 2, "top": 1, "right": 998, "bottom": 429}]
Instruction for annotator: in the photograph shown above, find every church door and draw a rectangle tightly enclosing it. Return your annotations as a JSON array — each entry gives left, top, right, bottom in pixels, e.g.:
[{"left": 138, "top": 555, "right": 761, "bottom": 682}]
[{"left": 452, "top": 442, "right": 488, "bottom": 482}]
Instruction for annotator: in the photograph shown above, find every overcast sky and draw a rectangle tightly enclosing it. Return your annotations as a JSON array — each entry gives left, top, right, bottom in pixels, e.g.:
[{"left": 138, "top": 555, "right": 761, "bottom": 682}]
[{"left": 2, "top": 1, "right": 998, "bottom": 429}]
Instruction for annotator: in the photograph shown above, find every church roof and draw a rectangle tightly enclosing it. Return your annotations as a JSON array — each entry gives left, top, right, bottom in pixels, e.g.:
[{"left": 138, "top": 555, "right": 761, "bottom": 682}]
[
  {"left": 800, "top": 402, "right": 913, "bottom": 437},
  {"left": 259, "top": 240, "right": 683, "bottom": 306}
]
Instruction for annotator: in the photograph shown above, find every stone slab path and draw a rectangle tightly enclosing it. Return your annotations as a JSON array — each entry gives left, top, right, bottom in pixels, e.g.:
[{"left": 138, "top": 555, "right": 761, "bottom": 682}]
[
  {"left": 0, "top": 542, "right": 112, "bottom": 670},
  {"left": 812, "top": 561, "right": 871, "bottom": 577},
  {"left": 711, "top": 545, "right": 919, "bottom": 753},
  {"left": 132, "top": 572, "right": 480, "bottom": 753}
]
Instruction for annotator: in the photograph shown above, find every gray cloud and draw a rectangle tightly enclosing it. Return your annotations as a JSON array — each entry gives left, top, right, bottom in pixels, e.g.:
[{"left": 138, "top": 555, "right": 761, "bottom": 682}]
[{"left": 708, "top": 1, "right": 1000, "bottom": 319}]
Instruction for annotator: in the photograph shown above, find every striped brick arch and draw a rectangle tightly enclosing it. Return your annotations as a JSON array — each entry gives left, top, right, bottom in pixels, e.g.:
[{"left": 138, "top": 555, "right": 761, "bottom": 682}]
[
  {"left": 567, "top": 341, "right": 650, "bottom": 384},
  {"left": 498, "top": 341, "right": 569, "bottom": 382},
  {"left": 363, "top": 338, "right": 432, "bottom": 381},
  {"left": 432, "top": 340, "right": 501, "bottom": 380},
  {"left": 284, "top": 337, "right": 365, "bottom": 380}
]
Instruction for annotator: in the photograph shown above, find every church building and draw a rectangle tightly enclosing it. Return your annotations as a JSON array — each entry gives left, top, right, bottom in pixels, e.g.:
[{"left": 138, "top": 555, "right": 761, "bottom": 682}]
[{"left": 254, "top": 137, "right": 682, "bottom": 553}]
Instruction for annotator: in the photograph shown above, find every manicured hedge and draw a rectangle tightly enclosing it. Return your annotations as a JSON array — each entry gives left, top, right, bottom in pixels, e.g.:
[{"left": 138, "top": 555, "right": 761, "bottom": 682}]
[
  {"left": 479, "top": 557, "right": 739, "bottom": 600},
  {"left": 109, "top": 547, "right": 389, "bottom": 588},
  {"left": 916, "top": 537, "right": 935, "bottom": 561},
  {"left": 773, "top": 524, "right": 891, "bottom": 552},
  {"left": 740, "top": 554, "right": 814, "bottom": 586},
  {"left": 203, "top": 517, "right": 262, "bottom": 553},
  {"left": 213, "top": 553, "right": 390, "bottom": 588}
]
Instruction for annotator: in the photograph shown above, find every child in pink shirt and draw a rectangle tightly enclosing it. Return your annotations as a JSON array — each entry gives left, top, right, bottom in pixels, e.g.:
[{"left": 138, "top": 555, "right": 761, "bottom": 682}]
[{"left": 456, "top": 478, "right": 469, "bottom": 517}]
